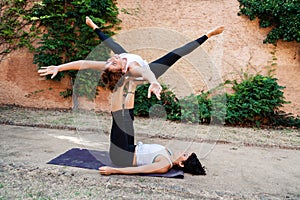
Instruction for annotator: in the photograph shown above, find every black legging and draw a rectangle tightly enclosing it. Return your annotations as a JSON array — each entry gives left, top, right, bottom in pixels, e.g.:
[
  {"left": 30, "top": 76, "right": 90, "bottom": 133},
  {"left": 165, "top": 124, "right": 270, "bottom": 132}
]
[
  {"left": 95, "top": 28, "right": 208, "bottom": 166},
  {"left": 110, "top": 109, "right": 135, "bottom": 167}
]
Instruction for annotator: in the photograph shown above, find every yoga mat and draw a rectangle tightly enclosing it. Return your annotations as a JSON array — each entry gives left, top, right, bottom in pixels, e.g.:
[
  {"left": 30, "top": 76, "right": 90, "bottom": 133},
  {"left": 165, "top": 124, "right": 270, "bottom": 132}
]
[{"left": 47, "top": 148, "right": 184, "bottom": 178}]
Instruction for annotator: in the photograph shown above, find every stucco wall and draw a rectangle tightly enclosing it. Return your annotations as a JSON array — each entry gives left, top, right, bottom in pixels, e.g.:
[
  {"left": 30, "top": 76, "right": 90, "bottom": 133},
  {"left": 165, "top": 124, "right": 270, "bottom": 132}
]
[
  {"left": 0, "top": 0, "right": 299, "bottom": 115},
  {"left": 0, "top": 49, "right": 112, "bottom": 112}
]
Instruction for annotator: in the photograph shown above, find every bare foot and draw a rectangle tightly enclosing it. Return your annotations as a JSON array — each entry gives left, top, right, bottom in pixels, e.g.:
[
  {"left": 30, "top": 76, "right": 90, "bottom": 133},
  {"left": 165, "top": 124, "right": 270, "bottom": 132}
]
[
  {"left": 206, "top": 26, "right": 225, "bottom": 38},
  {"left": 86, "top": 16, "right": 98, "bottom": 30}
]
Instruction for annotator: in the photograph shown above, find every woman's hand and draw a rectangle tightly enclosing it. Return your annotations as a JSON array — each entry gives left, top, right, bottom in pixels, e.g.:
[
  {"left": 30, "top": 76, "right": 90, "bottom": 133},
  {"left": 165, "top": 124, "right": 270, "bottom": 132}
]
[
  {"left": 148, "top": 82, "right": 162, "bottom": 100},
  {"left": 99, "top": 166, "right": 114, "bottom": 175},
  {"left": 38, "top": 66, "right": 59, "bottom": 79}
]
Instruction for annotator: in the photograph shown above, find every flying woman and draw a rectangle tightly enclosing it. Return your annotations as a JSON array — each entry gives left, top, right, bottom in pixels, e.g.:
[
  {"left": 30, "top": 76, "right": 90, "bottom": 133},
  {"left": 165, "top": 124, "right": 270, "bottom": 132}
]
[{"left": 38, "top": 16, "right": 224, "bottom": 175}]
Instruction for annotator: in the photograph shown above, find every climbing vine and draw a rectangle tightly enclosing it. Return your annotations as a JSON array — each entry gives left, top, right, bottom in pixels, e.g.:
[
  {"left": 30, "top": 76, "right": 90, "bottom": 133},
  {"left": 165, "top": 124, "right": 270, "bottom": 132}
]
[
  {"left": 0, "top": 0, "right": 35, "bottom": 61},
  {"left": 31, "top": 0, "right": 121, "bottom": 99},
  {"left": 237, "top": 0, "right": 300, "bottom": 44},
  {"left": 1, "top": 0, "right": 121, "bottom": 99}
]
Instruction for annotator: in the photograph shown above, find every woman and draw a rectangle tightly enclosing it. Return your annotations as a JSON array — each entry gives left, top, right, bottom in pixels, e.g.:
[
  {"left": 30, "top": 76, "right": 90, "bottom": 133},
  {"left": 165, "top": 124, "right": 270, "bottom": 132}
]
[
  {"left": 100, "top": 79, "right": 206, "bottom": 176},
  {"left": 38, "top": 16, "right": 224, "bottom": 175},
  {"left": 85, "top": 16, "right": 224, "bottom": 93},
  {"left": 101, "top": 143, "right": 207, "bottom": 176},
  {"left": 39, "top": 17, "right": 224, "bottom": 99}
]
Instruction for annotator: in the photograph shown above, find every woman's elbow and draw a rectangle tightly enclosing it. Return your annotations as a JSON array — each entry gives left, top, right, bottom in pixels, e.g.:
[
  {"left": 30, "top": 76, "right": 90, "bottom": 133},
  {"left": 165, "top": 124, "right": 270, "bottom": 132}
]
[{"left": 155, "top": 166, "right": 170, "bottom": 174}]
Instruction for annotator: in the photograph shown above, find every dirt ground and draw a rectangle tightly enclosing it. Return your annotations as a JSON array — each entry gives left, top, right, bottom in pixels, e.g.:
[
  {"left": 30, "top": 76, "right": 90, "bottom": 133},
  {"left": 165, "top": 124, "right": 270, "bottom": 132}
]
[{"left": 0, "top": 105, "right": 300, "bottom": 199}]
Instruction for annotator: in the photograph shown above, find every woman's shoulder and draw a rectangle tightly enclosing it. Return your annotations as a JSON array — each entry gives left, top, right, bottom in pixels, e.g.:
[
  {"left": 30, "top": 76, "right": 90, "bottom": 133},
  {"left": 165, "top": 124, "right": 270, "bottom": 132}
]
[
  {"left": 120, "top": 53, "right": 141, "bottom": 59},
  {"left": 121, "top": 54, "right": 149, "bottom": 67},
  {"left": 154, "top": 154, "right": 173, "bottom": 169}
]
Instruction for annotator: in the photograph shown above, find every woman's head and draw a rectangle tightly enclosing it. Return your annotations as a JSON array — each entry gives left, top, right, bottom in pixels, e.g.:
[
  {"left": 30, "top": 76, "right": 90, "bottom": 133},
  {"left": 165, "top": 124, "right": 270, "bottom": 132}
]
[
  {"left": 101, "top": 54, "right": 127, "bottom": 91},
  {"left": 173, "top": 152, "right": 206, "bottom": 175},
  {"left": 105, "top": 54, "right": 126, "bottom": 73}
]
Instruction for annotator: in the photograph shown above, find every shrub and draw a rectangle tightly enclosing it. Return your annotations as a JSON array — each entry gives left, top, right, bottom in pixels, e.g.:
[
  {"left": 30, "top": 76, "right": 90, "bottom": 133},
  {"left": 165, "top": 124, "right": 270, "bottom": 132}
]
[
  {"left": 210, "top": 94, "right": 227, "bottom": 125},
  {"left": 225, "top": 74, "right": 289, "bottom": 126},
  {"left": 179, "top": 93, "right": 212, "bottom": 124},
  {"left": 270, "top": 111, "right": 300, "bottom": 128},
  {"left": 134, "top": 84, "right": 181, "bottom": 121},
  {"left": 133, "top": 74, "right": 300, "bottom": 128},
  {"left": 134, "top": 84, "right": 215, "bottom": 124}
]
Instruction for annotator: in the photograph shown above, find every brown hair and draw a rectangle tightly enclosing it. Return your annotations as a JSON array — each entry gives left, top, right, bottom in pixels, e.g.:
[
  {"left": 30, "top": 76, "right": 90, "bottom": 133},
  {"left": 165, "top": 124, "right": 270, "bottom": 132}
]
[{"left": 101, "top": 68, "right": 125, "bottom": 92}]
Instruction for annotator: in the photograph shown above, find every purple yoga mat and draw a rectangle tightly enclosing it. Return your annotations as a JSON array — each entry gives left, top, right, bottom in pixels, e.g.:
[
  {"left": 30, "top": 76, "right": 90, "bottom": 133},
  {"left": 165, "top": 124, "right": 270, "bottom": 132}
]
[{"left": 47, "top": 148, "right": 184, "bottom": 178}]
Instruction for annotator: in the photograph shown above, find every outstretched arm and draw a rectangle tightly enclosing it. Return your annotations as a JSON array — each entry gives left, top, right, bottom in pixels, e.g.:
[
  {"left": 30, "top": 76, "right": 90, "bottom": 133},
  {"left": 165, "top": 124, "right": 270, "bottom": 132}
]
[
  {"left": 38, "top": 60, "right": 106, "bottom": 79},
  {"left": 99, "top": 158, "right": 171, "bottom": 175}
]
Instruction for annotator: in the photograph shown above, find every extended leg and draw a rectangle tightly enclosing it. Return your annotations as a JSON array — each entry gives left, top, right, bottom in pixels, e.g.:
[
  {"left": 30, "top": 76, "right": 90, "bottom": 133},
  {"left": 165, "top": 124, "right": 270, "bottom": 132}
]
[
  {"left": 86, "top": 16, "right": 127, "bottom": 54},
  {"left": 149, "top": 26, "right": 224, "bottom": 78}
]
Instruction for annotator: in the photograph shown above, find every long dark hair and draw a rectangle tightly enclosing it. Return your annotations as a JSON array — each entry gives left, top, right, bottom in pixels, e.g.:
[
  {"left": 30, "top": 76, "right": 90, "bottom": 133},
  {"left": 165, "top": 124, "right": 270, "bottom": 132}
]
[
  {"left": 101, "top": 68, "right": 125, "bottom": 92},
  {"left": 173, "top": 153, "right": 206, "bottom": 175}
]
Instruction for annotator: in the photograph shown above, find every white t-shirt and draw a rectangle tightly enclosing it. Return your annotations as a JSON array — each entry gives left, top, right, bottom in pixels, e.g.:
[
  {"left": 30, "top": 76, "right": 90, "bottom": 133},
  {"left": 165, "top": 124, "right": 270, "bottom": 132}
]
[
  {"left": 135, "top": 142, "right": 173, "bottom": 167},
  {"left": 119, "top": 53, "right": 150, "bottom": 73}
]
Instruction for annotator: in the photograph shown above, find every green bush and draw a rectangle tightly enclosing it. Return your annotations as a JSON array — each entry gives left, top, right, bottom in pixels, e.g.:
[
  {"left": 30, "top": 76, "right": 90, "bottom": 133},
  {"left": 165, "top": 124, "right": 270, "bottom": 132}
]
[
  {"left": 237, "top": 0, "right": 300, "bottom": 44},
  {"left": 134, "top": 84, "right": 214, "bottom": 124},
  {"left": 179, "top": 93, "right": 212, "bottom": 124},
  {"left": 270, "top": 111, "right": 300, "bottom": 128},
  {"left": 210, "top": 94, "right": 227, "bottom": 125},
  {"left": 134, "top": 84, "right": 181, "bottom": 121},
  {"left": 225, "top": 74, "right": 288, "bottom": 126},
  {"left": 134, "top": 74, "right": 299, "bottom": 128},
  {"left": 178, "top": 94, "right": 203, "bottom": 123}
]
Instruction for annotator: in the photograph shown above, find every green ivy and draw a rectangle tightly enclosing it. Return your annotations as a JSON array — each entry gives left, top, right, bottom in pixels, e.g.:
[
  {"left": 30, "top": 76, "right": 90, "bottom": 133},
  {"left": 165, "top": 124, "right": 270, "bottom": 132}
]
[
  {"left": 0, "top": 0, "right": 35, "bottom": 61},
  {"left": 30, "top": 0, "right": 121, "bottom": 99},
  {"left": 237, "top": 0, "right": 300, "bottom": 44},
  {"left": 1, "top": 0, "right": 121, "bottom": 99}
]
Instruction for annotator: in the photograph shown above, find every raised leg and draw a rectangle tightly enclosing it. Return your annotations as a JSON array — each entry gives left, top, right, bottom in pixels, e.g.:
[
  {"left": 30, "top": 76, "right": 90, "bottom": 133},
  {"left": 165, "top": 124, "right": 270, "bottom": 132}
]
[
  {"left": 86, "top": 16, "right": 127, "bottom": 54},
  {"left": 110, "top": 109, "right": 135, "bottom": 167},
  {"left": 149, "top": 26, "right": 224, "bottom": 78}
]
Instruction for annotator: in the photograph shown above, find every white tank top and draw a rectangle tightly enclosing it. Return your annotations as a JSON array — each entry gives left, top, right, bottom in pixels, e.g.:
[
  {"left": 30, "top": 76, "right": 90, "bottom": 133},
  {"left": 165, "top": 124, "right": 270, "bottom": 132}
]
[
  {"left": 135, "top": 142, "right": 173, "bottom": 167},
  {"left": 119, "top": 53, "right": 150, "bottom": 73}
]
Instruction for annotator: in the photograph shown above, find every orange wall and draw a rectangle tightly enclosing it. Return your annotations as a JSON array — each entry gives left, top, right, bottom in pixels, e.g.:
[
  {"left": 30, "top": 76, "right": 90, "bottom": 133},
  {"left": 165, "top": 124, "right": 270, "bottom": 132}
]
[{"left": 0, "top": 0, "right": 299, "bottom": 115}]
